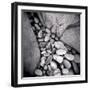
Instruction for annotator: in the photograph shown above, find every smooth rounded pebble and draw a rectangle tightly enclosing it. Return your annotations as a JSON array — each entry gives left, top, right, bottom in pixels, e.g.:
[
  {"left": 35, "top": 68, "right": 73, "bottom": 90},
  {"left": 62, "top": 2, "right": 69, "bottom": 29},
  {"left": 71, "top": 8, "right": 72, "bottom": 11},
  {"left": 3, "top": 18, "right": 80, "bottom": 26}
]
[
  {"left": 34, "top": 17, "right": 39, "bottom": 23},
  {"left": 54, "top": 41, "right": 66, "bottom": 49},
  {"left": 72, "top": 62, "right": 79, "bottom": 74},
  {"left": 62, "top": 68, "right": 69, "bottom": 75},
  {"left": 35, "top": 24, "right": 40, "bottom": 30},
  {"left": 35, "top": 69, "right": 42, "bottom": 76},
  {"left": 56, "top": 49, "right": 67, "bottom": 55},
  {"left": 50, "top": 61, "right": 57, "bottom": 70},
  {"left": 53, "top": 55, "right": 63, "bottom": 64},
  {"left": 44, "top": 35, "right": 50, "bottom": 42},
  {"left": 38, "top": 30, "right": 42, "bottom": 38},
  {"left": 74, "top": 54, "right": 80, "bottom": 63},
  {"left": 65, "top": 54, "right": 74, "bottom": 61},
  {"left": 54, "top": 68, "right": 61, "bottom": 75},
  {"left": 63, "top": 59, "right": 71, "bottom": 69}
]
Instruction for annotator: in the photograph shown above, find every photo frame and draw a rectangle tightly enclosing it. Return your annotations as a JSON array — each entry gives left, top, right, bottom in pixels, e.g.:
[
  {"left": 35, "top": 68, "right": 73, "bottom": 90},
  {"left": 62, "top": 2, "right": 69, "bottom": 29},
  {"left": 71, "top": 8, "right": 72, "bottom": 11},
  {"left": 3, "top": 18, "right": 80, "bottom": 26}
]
[{"left": 11, "top": 2, "right": 88, "bottom": 87}]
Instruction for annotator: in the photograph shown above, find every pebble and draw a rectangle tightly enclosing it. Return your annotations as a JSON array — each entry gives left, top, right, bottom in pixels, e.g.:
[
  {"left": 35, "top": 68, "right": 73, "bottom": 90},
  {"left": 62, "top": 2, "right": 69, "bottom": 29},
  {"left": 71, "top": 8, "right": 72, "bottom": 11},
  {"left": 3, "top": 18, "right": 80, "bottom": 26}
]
[
  {"left": 41, "top": 51, "right": 46, "bottom": 54},
  {"left": 74, "top": 54, "right": 80, "bottom": 63},
  {"left": 46, "top": 28, "right": 50, "bottom": 34},
  {"left": 68, "top": 69, "right": 74, "bottom": 75},
  {"left": 40, "top": 57, "right": 46, "bottom": 66},
  {"left": 54, "top": 41, "right": 65, "bottom": 49},
  {"left": 43, "top": 53, "right": 50, "bottom": 57},
  {"left": 44, "top": 65, "right": 48, "bottom": 70},
  {"left": 38, "top": 38, "right": 44, "bottom": 42},
  {"left": 53, "top": 55, "right": 63, "bottom": 64},
  {"left": 44, "top": 35, "right": 50, "bottom": 42},
  {"left": 50, "top": 39, "right": 55, "bottom": 44},
  {"left": 50, "top": 61, "right": 57, "bottom": 70},
  {"left": 35, "top": 23, "right": 40, "bottom": 30},
  {"left": 34, "top": 17, "right": 39, "bottom": 23},
  {"left": 65, "top": 54, "right": 74, "bottom": 61},
  {"left": 72, "top": 62, "right": 79, "bottom": 74},
  {"left": 56, "top": 49, "right": 67, "bottom": 55},
  {"left": 53, "top": 68, "right": 61, "bottom": 75},
  {"left": 38, "top": 30, "right": 42, "bottom": 38},
  {"left": 63, "top": 59, "right": 71, "bottom": 69},
  {"left": 35, "top": 69, "right": 42, "bottom": 76},
  {"left": 62, "top": 68, "right": 69, "bottom": 75},
  {"left": 45, "top": 55, "right": 52, "bottom": 65}
]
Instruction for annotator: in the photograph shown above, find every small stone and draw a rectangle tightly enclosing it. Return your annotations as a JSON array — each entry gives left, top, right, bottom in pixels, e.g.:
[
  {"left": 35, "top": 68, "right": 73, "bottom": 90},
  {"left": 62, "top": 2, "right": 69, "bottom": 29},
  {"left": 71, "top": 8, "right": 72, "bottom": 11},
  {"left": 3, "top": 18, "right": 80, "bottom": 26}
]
[
  {"left": 38, "top": 30, "right": 42, "bottom": 38},
  {"left": 46, "top": 28, "right": 50, "bottom": 34},
  {"left": 44, "top": 35, "right": 50, "bottom": 42},
  {"left": 44, "top": 65, "right": 48, "bottom": 70},
  {"left": 62, "top": 68, "right": 69, "bottom": 75},
  {"left": 51, "top": 34, "right": 55, "bottom": 39},
  {"left": 40, "top": 57, "right": 46, "bottom": 66},
  {"left": 35, "top": 69, "right": 42, "bottom": 76},
  {"left": 54, "top": 41, "right": 65, "bottom": 49},
  {"left": 56, "top": 49, "right": 67, "bottom": 55},
  {"left": 50, "top": 61, "right": 57, "bottom": 70},
  {"left": 45, "top": 55, "right": 52, "bottom": 65},
  {"left": 41, "top": 51, "right": 46, "bottom": 54},
  {"left": 43, "top": 53, "right": 50, "bottom": 57},
  {"left": 63, "top": 59, "right": 71, "bottom": 69},
  {"left": 72, "top": 62, "right": 79, "bottom": 74},
  {"left": 35, "top": 24, "right": 40, "bottom": 30},
  {"left": 47, "top": 50, "right": 52, "bottom": 54},
  {"left": 65, "top": 54, "right": 74, "bottom": 61},
  {"left": 34, "top": 17, "right": 39, "bottom": 23},
  {"left": 50, "top": 39, "right": 55, "bottom": 44},
  {"left": 38, "top": 38, "right": 44, "bottom": 42},
  {"left": 54, "top": 68, "right": 61, "bottom": 75},
  {"left": 53, "top": 55, "right": 63, "bottom": 64},
  {"left": 74, "top": 54, "right": 80, "bottom": 63}
]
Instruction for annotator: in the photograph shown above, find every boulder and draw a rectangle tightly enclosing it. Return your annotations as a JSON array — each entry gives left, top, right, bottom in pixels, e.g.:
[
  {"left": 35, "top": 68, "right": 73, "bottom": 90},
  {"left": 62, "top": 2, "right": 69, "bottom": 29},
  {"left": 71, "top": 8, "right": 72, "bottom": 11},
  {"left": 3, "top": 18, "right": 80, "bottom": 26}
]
[{"left": 22, "top": 12, "right": 40, "bottom": 77}]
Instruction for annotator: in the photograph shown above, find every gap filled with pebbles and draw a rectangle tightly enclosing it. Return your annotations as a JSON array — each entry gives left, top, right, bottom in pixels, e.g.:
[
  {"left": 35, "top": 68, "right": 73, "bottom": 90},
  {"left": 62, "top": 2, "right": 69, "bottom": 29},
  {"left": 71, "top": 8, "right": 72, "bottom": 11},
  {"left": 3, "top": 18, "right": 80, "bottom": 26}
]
[{"left": 27, "top": 12, "right": 80, "bottom": 77}]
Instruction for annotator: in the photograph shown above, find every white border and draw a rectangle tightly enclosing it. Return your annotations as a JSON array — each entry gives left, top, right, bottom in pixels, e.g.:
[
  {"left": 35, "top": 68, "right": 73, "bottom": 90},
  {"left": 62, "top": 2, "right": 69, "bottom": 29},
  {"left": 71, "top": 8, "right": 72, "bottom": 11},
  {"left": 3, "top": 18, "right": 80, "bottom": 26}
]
[{"left": 18, "top": 5, "right": 86, "bottom": 84}]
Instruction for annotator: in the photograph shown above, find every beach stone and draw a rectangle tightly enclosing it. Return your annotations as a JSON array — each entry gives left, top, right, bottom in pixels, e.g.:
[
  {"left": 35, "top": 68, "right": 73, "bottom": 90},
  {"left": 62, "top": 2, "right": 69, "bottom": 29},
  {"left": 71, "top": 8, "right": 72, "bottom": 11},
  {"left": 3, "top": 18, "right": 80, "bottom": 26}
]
[
  {"left": 50, "top": 61, "right": 57, "bottom": 70},
  {"left": 63, "top": 59, "right": 71, "bottom": 69},
  {"left": 62, "top": 68, "right": 69, "bottom": 75},
  {"left": 53, "top": 55, "right": 63, "bottom": 64},
  {"left": 65, "top": 54, "right": 74, "bottom": 61},
  {"left": 35, "top": 69, "right": 43, "bottom": 76},
  {"left": 56, "top": 49, "right": 67, "bottom": 55}
]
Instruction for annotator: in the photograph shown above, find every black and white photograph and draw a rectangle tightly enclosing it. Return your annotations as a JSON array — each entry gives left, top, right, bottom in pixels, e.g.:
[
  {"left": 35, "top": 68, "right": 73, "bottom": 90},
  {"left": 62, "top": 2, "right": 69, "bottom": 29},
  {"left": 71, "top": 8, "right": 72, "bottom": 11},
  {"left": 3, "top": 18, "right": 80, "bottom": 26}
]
[{"left": 11, "top": 2, "right": 88, "bottom": 87}]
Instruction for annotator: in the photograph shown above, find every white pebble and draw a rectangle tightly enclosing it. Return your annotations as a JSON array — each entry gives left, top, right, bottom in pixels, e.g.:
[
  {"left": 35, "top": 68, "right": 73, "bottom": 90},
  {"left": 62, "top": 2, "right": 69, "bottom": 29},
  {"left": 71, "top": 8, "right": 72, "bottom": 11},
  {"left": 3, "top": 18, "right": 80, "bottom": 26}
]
[
  {"left": 44, "top": 35, "right": 50, "bottom": 42},
  {"left": 65, "top": 54, "right": 74, "bottom": 61},
  {"left": 53, "top": 55, "right": 63, "bottom": 64},
  {"left": 35, "top": 24, "right": 40, "bottom": 30},
  {"left": 46, "top": 28, "right": 50, "bottom": 34},
  {"left": 40, "top": 57, "right": 46, "bottom": 66},
  {"left": 38, "top": 30, "right": 42, "bottom": 38},
  {"left": 63, "top": 59, "right": 71, "bottom": 69},
  {"left": 41, "top": 51, "right": 46, "bottom": 54},
  {"left": 35, "top": 69, "right": 42, "bottom": 76},
  {"left": 62, "top": 68, "right": 69, "bottom": 75},
  {"left": 56, "top": 49, "right": 67, "bottom": 55},
  {"left": 54, "top": 41, "right": 65, "bottom": 49},
  {"left": 34, "top": 17, "right": 39, "bottom": 23},
  {"left": 54, "top": 68, "right": 61, "bottom": 75},
  {"left": 50, "top": 61, "right": 57, "bottom": 70}
]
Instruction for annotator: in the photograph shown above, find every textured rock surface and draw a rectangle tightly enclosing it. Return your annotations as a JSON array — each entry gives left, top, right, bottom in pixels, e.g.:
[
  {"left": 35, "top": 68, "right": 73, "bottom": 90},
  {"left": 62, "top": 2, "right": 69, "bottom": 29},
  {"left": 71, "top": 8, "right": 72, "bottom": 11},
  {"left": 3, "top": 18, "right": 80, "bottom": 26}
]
[
  {"left": 22, "top": 12, "right": 40, "bottom": 77},
  {"left": 61, "top": 27, "right": 80, "bottom": 53},
  {"left": 41, "top": 12, "right": 80, "bottom": 52}
]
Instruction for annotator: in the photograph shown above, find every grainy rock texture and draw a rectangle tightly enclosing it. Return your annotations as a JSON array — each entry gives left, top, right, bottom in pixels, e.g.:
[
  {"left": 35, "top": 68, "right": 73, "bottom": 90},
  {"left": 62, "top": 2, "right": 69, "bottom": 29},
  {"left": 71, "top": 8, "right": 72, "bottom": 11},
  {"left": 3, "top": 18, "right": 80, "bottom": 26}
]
[{"left": 22, "top": 12, "right": 40, "bottom": 77}]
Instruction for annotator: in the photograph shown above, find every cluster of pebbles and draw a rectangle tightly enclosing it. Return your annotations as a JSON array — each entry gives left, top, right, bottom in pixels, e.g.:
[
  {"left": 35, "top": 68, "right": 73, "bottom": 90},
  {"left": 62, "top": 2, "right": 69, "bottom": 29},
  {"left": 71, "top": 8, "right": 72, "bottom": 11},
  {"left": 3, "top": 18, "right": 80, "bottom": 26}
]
[{"left": 27, "top": 12, "right": 80, "bottom": 77}]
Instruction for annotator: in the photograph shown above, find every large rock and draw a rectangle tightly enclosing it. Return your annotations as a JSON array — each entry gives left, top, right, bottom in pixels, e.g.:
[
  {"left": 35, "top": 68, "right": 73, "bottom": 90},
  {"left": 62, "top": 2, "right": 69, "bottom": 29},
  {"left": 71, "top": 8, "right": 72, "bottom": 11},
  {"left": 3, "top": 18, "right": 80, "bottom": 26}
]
[
  {"left": 61, "top": 27, "right": 80, "bottom": 53},
  {"left": 22, "top": 12, "right": 40, "bottom": 77}
]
